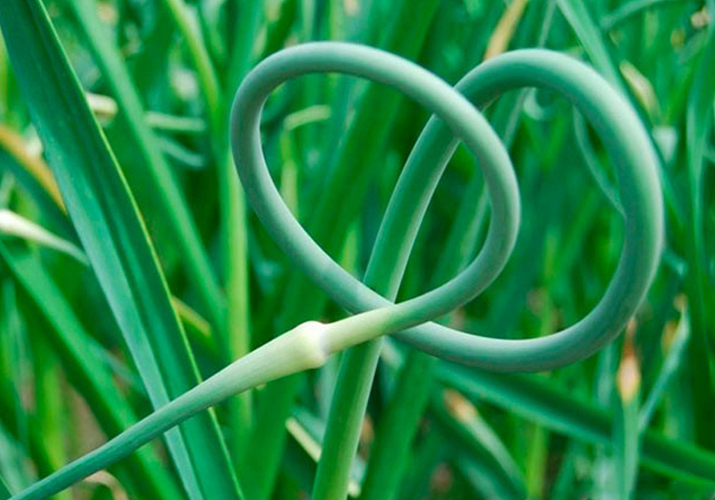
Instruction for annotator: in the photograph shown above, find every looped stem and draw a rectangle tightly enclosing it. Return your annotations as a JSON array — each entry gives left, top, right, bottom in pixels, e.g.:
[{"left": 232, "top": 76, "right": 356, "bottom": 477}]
[
  {"left": 231, "top": 42, "right": 663, "bottom": 370},
  {"left": 9, "top": 42, "right": 663, "bottom": 500}
]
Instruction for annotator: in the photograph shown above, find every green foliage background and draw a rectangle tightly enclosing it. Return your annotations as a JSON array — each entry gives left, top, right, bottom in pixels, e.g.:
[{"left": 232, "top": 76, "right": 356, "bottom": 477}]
[{"left": 0, "top": 0, "right": 714, "bottom": 498}]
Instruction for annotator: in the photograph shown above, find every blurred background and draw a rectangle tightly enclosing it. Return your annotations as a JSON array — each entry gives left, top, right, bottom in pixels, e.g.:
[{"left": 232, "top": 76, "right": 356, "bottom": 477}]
[{"left": 1, "top": 0, "right": 714, "bottom": 498}]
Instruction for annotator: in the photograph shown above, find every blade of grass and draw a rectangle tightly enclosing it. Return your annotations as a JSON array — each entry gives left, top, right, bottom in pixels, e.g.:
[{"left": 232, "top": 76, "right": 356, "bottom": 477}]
[
  {"left": 683, "top": 10, "right": 715, "bottom": 449},
  {"left": 217, "top": 0, "right": 262, "bottom": 458},
  {"left": 572, "top": 111, "right": 624, "bottom": 214},
  {"left": 0, "top": 280, "right": 34, "bottom": 499},
  {"left": 484, "top": 0, "right": 530, "bottom": 60},
  {"left": 434, "top": 389, "right": 527, "bottom": 499},
  {"left": 613, "top": 323, "right": 641, "bottom": 499},
  {"left": 357, "top": 353, "right": 436, "bottom": 500},
  {"left": 0, "top": 474, "right": 10, "bottom": 500},
  {"left": 0, "top": 210, "right": 86, "bottom": 265},
  {"left": 457, "top": 455, "right": 523, "bottom": 500},
  {"left": 0, "top": 242, "right": 181, "bottom": 500},
  {"left": 0, "top": 278, "right": 29, "bottom": 457},
  {"left": 225, "top": 0, "right": 262, "bottom": 93},
  {"left": 172, "top": 297, "right": 219, "bottom": 356},
  {"left": 262, "top": 0, "right": 298, "bottom": 58},
  {"left": 397, "top": 429, "right": 448, "bottom": 500},
  {"left": 29, "top": 338, "right": 70, "bottom": 500},
  {"left": 145, "top": 112, "right": 207, "bottom": 134},
  {"left": 436, "top": 362, "right": 715, "bottom": 487},
  {"left": 639, "top": 296, "right": 690, "bottom": 432},
  {"left": 600, "top": 0, "right": 686, "bottom": 31},
  {"left": 160, "top": 0, "right": 221, "bottom": 133},
  {"left": 161, "top": 0, "right": 256, "bottom": 462},
  {"left": 0, "top": 127, "right": 62, "bottom": 211},
  {"left": 157, "top": 137, "right": 206, "bottom": 170},
  {"left": 218, "top": 153, "right": 252, "bottom": 459},
  {"left": 0, "top": 379, "right": 55, "bottom": 483},
  {"left": 556, "top": 0, "right": 624, "bottom": 89},
  {"left": 0, "top": 2, "right": 242, "bottom": 499},
  {"left": 66, "top": 0, "right": 224, "bottom": 327}
]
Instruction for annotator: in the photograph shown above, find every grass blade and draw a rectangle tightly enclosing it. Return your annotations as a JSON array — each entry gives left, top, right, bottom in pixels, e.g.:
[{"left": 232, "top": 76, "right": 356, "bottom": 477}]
[
  {"left": 683, "top": 9, "right": 715, "bottom": 449},
  {"left": 0, "top": 380, "right": 54, "bottom": 485},
  {"left": 66, "top": 0, "right": 224, "bottom": 326},
  {"left": 0, "top": 474, "right": 10, "bottom": 500},
  {"left": 436, "top": 362, "right": 715, "bottom": 487},
  {"left": 613, "top": 326, "right": 642, "bottom": 499},
  {"left": 557, "top": 0, "right": 623, "bottom": 89},
  {"left": 0, "top": 210, "right": 86, "bottom": 264},
  {"left": 27, "top": 338, "right": 70, "bottom": 500},
  {"left": 358, "top": 353, "right": 435, "bottom": 500},
  {"left": 0, "top": 2, "right": 241, "bottom": 498},
  {"left": 0, "top": 242, "right": 181, "bottom": 500},
  {"left": 600, "top": 0, "right": 685, "bottom": 31},
  {"left": 434, "top": 389, "right": 527, "bottom": 499},
  {"left": 639, "top": 297, "right": 690, "bottom": 432}
]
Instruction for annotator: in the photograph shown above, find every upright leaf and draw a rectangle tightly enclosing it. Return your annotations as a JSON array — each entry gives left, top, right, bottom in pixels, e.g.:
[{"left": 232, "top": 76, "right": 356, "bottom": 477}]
[
  {"left": 0, "top": 473, "right": 11, "bottom": 500},
  {"left": 557, "top": 0, "right": 623, "bottom": 89},
  {"left": 0, "top": 2, "right": 242, "bottom": 499},
  {"left": 67, "top": 0, "right": 224, "bottom": 326},
  {"left": 0, "top": 242, "right": 181, "bottom": 500},
  {"left": 684, "top": 17, "right": 715, "bottom": 448}
]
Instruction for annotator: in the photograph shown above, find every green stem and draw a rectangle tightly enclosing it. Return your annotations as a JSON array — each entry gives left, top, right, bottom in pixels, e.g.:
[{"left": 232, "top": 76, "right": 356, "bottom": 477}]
[
  {"left": 219, "top": 0, "right": 262, "bottom": 459},
  {"left": 231, "top": 43, "right": 662, "bottom": 369},
  {"left": 160, "top": 0, "right": 221, "bottom": 133},
  {"left": 358, "top": 353, "right": 436, "bottom": 500},
  {"left": 221, "top": 153, "right": 253, "bottom": 455},
  {"left": 8, "top": 321, "right": 330, "bottom": 500},
  {"left": 9, "top": 41, "right": 665, "bottom": 500}
]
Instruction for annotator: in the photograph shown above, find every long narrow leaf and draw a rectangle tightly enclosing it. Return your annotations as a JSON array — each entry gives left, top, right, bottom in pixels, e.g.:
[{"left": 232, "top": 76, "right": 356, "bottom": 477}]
[
  {"left": 0, "top": 242, "right": 180, "bottom": 500},
  {"left": 436, "top": 363, "right": 715, "bottom": 487},
  {"left": 0, "top": 473, "right": 11, "bottom": 500},
  {"left": 67, "top": 0, "right": 224, "bottom": 326},
  {"left": 557, "top": 0, "right": 623, "bottom": 89},
  {"left": 683, "top": 10, "right": 715, "bottom": 449},
  {"left": 0, "top": 2, "right": 241, "bottom": 498}
]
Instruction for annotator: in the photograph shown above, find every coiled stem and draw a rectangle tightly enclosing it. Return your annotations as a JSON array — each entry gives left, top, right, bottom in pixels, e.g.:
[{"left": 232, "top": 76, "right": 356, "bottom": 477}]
[
  {"left": 232, "top": 43, "right": 663, "bottom": 371},
  {"left": 9, "top": 42, "right": 662, "bottom": 500}
]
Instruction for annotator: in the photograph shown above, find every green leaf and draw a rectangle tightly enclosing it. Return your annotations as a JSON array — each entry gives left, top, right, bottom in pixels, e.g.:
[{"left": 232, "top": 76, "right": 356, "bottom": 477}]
[
  {"left": 557, "top": 0, "right": 623, "bottom": 89},
  {"left": 683, "top": 11, "right": 715, "bottom": 448},
  {"left": 613, "top": 335, "right": 641, "bottom": 499},
  {"left": 0, "top": 242, "right": 181, "bottom": 500},
  {"left": 431, "top": 389, "right": 527, "bottom": 500},
  {"left": 436, "top": 363, "right": 715, "bottom": 487},
  {"left": 0, "top": 473, "right": 11, "bottom": 500},
  {"left": 0, "top": 380, "right": 54, "bottom": 484},
  {"left": 66, "top": 0, "right": 224, "bottom": 326},
  {"left": 0, "top": 2, "right": 242, "bottom": 499},
  {"left": 639, "top": 301, "right": 690, "bottom": 432}
]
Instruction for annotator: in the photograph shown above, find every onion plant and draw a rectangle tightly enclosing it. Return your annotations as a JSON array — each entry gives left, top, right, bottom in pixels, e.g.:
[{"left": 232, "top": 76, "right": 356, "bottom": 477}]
[{"left": 0, "top": 0, "right": 713, "bottom": 499}]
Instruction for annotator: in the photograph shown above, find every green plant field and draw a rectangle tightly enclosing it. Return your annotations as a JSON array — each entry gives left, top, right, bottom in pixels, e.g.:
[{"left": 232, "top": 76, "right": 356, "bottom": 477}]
[{"left": 0, "top": 0, "right": 713, "bottom": 499}]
